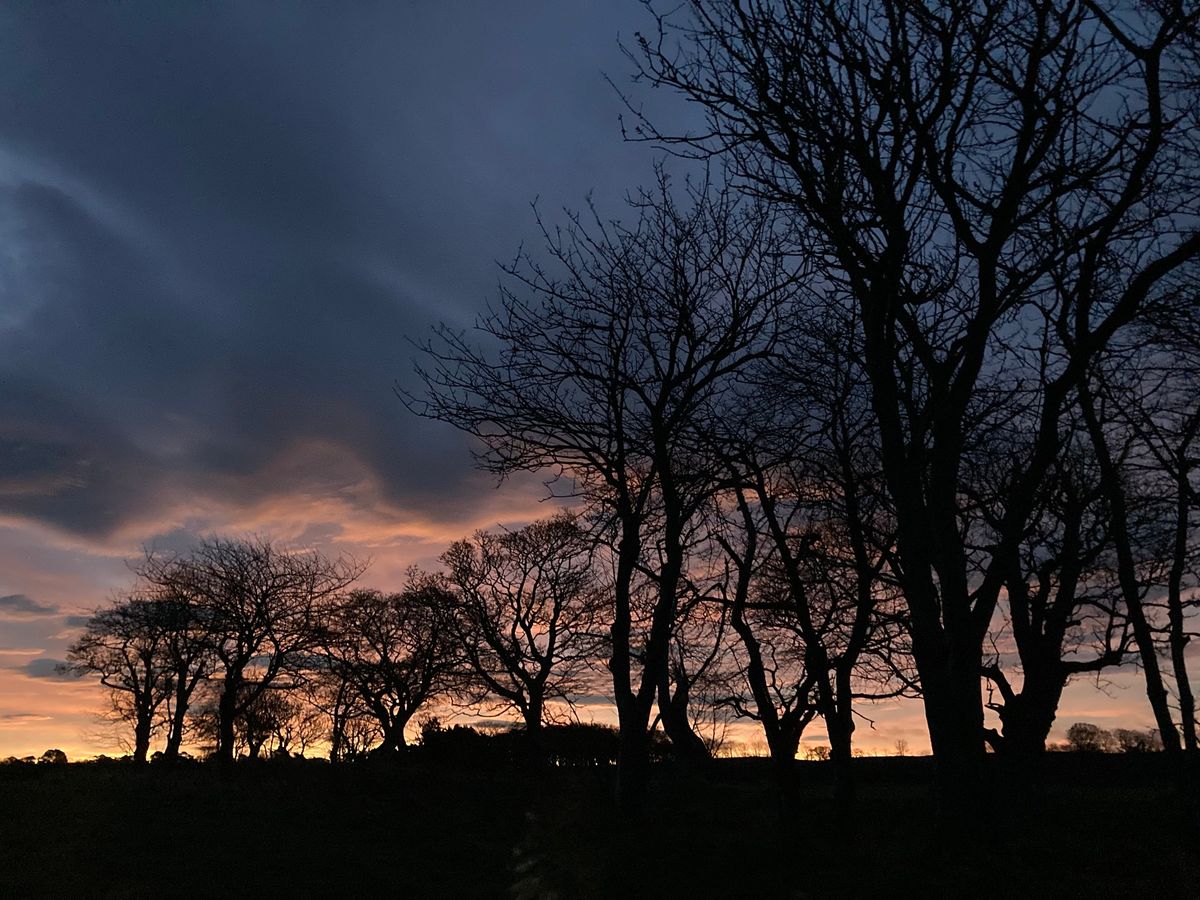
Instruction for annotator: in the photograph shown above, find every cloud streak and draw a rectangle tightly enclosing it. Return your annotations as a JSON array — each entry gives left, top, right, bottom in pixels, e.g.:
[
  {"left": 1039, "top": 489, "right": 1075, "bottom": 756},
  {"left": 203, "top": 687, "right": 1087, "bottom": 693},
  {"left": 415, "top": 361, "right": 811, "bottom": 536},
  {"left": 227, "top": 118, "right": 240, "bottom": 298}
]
[{"left": 0, "top": 594, "right": 59, "bottom": 619}]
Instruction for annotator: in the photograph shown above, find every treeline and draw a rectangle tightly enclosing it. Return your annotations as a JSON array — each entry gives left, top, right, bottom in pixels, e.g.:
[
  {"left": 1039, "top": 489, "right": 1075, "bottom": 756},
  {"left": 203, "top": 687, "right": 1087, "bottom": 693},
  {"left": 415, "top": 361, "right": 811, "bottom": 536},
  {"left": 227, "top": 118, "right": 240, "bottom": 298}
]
[
  {"left": 64, "top": 520, "right": 605, "bottom": 766},
  {"left": 3, "top": 720, "right": 1156, "bottom": 771},
  {"left": 64, "top": 0, "right": 1200, "bottom": 813}
]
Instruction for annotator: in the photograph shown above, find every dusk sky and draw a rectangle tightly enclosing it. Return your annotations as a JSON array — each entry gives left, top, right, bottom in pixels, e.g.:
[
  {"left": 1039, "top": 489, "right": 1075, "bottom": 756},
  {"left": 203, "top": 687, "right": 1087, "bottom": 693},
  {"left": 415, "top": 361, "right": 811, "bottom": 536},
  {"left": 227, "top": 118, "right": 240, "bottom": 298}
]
[{"left": 0, "top": 1, "right": 1161, "bottom": 759}]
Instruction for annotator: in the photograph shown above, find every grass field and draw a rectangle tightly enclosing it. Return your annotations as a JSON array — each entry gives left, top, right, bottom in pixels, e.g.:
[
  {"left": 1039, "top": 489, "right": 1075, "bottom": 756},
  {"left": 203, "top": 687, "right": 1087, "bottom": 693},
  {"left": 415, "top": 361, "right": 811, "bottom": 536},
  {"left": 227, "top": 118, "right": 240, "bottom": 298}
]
[{"left": 1, "top": 756, "right": 1196, "bottom": 898}]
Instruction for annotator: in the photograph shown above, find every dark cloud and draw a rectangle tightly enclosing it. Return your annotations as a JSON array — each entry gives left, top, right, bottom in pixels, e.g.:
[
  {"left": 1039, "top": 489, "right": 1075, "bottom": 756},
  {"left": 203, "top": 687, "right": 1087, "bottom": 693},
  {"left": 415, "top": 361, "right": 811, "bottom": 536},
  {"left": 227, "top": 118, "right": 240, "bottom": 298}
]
[
  {"left": 0, "top": 2, "right": 693, "bottom": 542},
  {"left": 0, "top": 594, "right": 59, "bottom": 619},
  {"left": 20, "top": 658, "right": 79, "bottom": 681}
]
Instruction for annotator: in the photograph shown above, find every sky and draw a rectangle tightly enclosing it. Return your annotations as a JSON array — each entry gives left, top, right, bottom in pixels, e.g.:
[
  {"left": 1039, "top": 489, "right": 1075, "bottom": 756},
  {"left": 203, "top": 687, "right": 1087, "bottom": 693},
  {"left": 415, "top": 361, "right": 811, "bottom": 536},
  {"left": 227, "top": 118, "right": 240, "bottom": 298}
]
[{"left": 0, "top": 1, "right": 1167, "bottom": 760}]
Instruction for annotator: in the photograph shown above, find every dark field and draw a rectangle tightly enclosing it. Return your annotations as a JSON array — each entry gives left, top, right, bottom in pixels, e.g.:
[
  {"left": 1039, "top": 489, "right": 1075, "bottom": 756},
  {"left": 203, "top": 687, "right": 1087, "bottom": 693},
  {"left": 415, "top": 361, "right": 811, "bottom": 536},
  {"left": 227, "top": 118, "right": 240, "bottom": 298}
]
[{"left": 1, "top": 756, "right": 1196, "bottom": 898}]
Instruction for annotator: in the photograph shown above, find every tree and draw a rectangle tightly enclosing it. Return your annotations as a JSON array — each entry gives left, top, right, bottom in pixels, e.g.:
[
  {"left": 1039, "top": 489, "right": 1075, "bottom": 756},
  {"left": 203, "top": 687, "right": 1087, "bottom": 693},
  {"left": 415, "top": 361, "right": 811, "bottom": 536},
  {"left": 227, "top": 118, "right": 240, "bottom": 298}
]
[
  {"left": 302, "top": 667, "right": 382, "bottom": 762},
  {"left": 142, "top": 536, "right": 364, "bottom": 763},
  {"left": 1065, "top": 722, "right": 1116, "bottom": 753},
  {"left": 710, "top": 495, "right": 820, "bottom": 785},
  {"left": 234, "top": 687, "right": 322, "bottom": 759},
  {"left": 627, "top": 0, "right": 1200, "bottom": 797},
  {"left": 1113, "top": 727, "right": 1163, "bottom": 753},
  {"left": 441, "top": 513, "right": 602, "bottom": 759},
  {"left": 411, "top": 173, "right": 802, "bottom": 802},
  {"left": 148, "top": 589, "right": 213, "bottom": 762},
  {"left": 321, "top": 576, "right": 460, "bottom": 754},
  {"left": 1086, "top": 285, "right": 1200, "bottom": 756},
  {"left": 981, "top": 432, "right": 1133, "bottom": 757},
  {"left": 698, "top": 304, "right": 911, "bottom": 799},
  {"left": 63, "top": 596, "right": 179, "bottom": 763}
]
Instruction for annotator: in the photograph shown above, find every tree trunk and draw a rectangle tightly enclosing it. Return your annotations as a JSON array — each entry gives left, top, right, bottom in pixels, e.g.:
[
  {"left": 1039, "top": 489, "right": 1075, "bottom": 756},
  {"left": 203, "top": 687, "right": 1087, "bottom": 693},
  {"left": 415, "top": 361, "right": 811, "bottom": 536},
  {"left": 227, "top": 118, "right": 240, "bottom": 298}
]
[
  {"left": 986, "top": 644, "right": 1068, "bottom": 758},
  {"left": 163, "top": 726, "right": 183, "bottom": 762},
  {"left": 133, "top": 711, "right": 153, "bottom": 764},
  {"left": 999, "top": 695, "right": 1060, "bottom": 758},
  {"left": 917, "top": 639, "right": 987, "bottom": 816},
  {"left": 377, "top": 717, "right": 409, "bottom": 755},
  {"left": 523, "top": 699, "right": 545, "bottom": 767},
  {"left": 329, "top": 712, "right": 345, "bottom": 762},
  {"left": 216, "top": 684, "right": 239, "bottom": 764},
  {"left": 656, "top": 676, "right": 710, "bottom": 767},
  {"left": 1168, "top": 466, "right": 1198, "bottom": 754},
  {"left": 827, "top": 669, "right": 857, "bottom": 805},
  {"left": 163, "top": 681, "right": 190, "bottom": 761},
  {"left": 616, "top": 720, "right": 650, "bottom": 811},
  {"left": 609, "top": 511, "right": 650, "bottom": 809}
]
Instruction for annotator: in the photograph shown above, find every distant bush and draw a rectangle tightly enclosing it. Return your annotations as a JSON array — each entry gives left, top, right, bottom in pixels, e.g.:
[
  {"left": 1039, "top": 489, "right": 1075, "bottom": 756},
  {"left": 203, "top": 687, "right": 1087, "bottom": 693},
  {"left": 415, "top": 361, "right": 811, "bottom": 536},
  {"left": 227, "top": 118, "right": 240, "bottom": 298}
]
[
  {"left": 414, "top": 720, "right": 673, "bottom": 768},
  {"left": 1111, "top": 728, "right": 1163, "bottom": 753},
  {"left": 1064, "top": 723, "right": 1161, "bottom": 753}
]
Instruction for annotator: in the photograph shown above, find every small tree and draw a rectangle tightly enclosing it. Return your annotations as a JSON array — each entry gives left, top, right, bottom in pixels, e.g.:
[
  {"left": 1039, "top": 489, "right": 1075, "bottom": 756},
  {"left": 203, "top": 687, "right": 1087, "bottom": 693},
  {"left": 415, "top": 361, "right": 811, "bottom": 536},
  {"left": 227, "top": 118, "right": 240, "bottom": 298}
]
[
  {"left": 63, "top": 596, "right": 179, "bottom": 763},
  {"left": 321, "top": 575, "right": 460, "bottom": 754},
  {"left": 441, "top": 513, "right": 601, "bottom": 758},
  {"left": 1114, "top": 728, "right": 1164, "bottom": 754},
  {"left": 1065, "top": 723, "right": 1116, "bottom": 754}
]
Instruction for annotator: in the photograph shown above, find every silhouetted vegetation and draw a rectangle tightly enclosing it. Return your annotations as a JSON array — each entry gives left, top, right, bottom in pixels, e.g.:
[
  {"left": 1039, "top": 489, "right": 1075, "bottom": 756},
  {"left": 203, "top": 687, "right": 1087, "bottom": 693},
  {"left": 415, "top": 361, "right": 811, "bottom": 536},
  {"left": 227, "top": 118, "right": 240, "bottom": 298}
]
[{"left": 618, "top": 0, "right": 1200, "bottom": 809}]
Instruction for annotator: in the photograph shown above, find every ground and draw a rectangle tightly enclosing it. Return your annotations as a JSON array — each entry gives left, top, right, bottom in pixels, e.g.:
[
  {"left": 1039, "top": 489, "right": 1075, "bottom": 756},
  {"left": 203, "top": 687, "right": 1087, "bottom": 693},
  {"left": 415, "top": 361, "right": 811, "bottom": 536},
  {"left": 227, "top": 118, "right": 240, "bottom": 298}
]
[{"left": 1, "top": 756, "right": 1195, "bottom": 898}]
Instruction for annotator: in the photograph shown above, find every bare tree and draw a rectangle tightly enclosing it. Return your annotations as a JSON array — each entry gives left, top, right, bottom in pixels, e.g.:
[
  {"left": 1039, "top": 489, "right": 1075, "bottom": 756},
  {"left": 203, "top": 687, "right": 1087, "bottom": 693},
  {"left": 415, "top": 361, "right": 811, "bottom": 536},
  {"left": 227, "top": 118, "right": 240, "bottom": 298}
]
[
  {"left": 301, "top": 667, "right": 382, "bottom": 762},
  {"left": 1111, "top": 283, "right": 1200, "bottom": 756},
  {"left": 142, "top": 536, "right": 364, "bottom": 763},
  {"left": 626, "top": 0, "right": 1200, "bottom": 796},
  {"left": 150, "top": 589, "right": 213, "bottom": 761},
  {"left": 981, "top": 431, "right": 1133, "bottom": 757},
  {"left": 695, "top": 304, "right": 909, "bottom": 800},
  {"left": 63, "top": 596, "right": 177, "bottom": 763},
  {"left": 410, "top": 173, "right": 802, "bottom": 802},
  {"left": 321, "top": 576, "right": 460, "bottom": 754},
  {"left": 709, "top": 493, "right": 820, "bottom": 785},
  {"left": 1073, "top": 293, "right": 1200, "bottom": 758},
  {"left": 231, "top": 687, "right": 322, "bottom": 759},
  {"left": 441, "top": 513, "right": 602, "bottom": 759}
]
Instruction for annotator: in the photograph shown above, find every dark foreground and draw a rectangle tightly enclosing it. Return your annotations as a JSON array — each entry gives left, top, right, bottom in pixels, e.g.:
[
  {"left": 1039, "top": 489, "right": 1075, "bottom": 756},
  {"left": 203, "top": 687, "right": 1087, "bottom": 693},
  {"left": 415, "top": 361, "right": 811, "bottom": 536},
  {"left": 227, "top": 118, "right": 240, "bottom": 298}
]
[{"left": 1, "top": 756, "right": 1195, "bottom": 898}]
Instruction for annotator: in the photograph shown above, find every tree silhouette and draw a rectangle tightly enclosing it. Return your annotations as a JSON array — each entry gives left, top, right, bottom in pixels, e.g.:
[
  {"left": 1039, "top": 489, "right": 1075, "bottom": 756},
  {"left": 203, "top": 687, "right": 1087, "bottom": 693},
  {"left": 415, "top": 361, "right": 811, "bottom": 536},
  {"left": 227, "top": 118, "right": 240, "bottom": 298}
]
[
  {"left": 141, "top": 536, "right": 363, "bottom": 763},
  {"left": 626, "top": 0, "right": 1200, "bottom": 800},
  {"left": 441, "top": 513, "right": 602, "bottom": 761},
  {"left": 412, "top": 173, "right": 803, "bottom": 802},
  {"left": 63, "top": 596, "right": 179, "bottom": 763},
  {"left": 320, "top": 577, "right": 460, "bottom": 754}
]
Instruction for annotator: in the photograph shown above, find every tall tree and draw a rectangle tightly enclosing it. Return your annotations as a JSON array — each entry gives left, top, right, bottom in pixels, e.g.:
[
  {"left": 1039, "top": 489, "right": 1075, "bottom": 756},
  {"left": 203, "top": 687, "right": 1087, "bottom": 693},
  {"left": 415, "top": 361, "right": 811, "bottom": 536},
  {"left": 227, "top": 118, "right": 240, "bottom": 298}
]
[
  {"left": 411, "top": 173, "right": 802, "bottom": 802},
  {"left": 1116, "top": 276, "right": 1200, "bottom": 757},
  {"left": 441, "top": 513, "right": 601, "bottom": 758},
  {"left": 627, "top": 0, "right": 1200, "bottom": 795}
]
